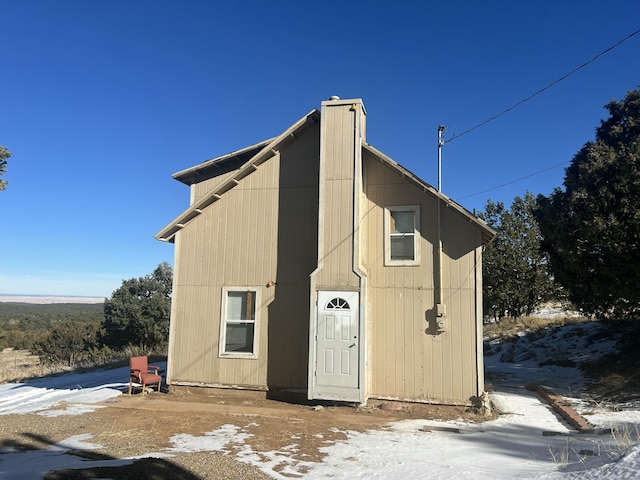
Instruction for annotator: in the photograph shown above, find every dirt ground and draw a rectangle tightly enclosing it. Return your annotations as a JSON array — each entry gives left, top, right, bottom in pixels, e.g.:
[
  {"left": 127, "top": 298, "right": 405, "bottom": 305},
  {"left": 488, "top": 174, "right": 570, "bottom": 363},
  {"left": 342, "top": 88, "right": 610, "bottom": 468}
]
[{"left": 1, "top": 389, "right": 484, "bottom": 479}]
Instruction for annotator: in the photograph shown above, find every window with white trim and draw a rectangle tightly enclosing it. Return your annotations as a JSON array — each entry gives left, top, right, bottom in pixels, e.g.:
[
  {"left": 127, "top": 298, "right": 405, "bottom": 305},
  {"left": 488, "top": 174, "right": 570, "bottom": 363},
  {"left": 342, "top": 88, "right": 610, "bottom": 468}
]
[
  {"left": 384, "top": 205, "right": 420, "bottom": 266},
  {"left": 219, "top": 288, "right": 259, "bottom": 358}
]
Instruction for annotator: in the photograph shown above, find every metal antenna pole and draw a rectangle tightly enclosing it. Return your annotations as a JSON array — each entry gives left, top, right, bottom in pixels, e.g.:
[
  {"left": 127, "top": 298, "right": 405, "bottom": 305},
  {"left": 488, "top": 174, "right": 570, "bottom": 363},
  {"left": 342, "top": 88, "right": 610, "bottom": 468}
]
[{"left": 437, "top": 125, "right": 445, "bottom": 192}]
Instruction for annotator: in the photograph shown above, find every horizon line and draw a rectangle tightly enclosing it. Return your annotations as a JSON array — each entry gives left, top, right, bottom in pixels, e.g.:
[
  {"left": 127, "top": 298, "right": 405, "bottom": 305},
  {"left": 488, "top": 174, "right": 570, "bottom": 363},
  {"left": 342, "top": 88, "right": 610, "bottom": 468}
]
[{"left": 0, "top": 293, "right": 106, "bottom": 298}]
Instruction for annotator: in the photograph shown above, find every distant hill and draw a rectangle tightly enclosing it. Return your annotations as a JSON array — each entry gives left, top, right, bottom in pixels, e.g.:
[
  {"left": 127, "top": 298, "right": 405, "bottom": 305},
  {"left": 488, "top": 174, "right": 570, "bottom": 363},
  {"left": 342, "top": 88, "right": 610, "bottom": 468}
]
[{"left": 0, "top": 295, "right": 105, "bottom": 304}]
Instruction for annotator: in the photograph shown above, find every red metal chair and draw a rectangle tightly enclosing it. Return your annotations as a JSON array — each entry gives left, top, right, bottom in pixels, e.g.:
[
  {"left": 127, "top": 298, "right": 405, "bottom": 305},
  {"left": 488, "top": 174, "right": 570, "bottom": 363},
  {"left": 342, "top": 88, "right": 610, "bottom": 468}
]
[{"left": 129, "top": 356, "right": 162, "bottom": 395}]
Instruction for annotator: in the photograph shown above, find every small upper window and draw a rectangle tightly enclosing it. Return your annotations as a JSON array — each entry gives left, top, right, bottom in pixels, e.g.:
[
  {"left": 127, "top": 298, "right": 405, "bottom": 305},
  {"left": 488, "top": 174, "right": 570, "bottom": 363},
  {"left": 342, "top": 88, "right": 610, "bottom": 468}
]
[
  {"left": 384, "top": 205, "right": 420, "bottom": 266},
  {"left": 220, "top": 288, "right": 259, "bottom": 358}
]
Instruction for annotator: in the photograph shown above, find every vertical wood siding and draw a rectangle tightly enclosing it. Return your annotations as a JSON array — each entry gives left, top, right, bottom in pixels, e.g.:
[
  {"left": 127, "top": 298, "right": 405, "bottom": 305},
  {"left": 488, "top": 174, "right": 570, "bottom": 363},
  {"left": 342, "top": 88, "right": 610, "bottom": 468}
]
[
  {"left": 169, "top": 124, "right": 320, "bottom": 390},
  {"left": 166, "top": 104, "right": 485, "bottom": 404},
  {"left": 192, "top": 169, "right": 239, "bottom": 204},
  {"left": 316, "top": 104, "right": 360, "bottom": 288},
  {"left": 363, "top": 153, "right": 483, "bottom": 404}
]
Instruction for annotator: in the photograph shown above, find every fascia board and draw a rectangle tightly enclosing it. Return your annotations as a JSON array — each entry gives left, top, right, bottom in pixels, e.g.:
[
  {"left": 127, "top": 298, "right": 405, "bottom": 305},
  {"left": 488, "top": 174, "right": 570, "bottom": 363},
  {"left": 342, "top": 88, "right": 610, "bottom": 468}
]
[
  {"left": 362, "top": 142, "right": 496, "bottom": 243},
  {"left": 171, "top": 138, "right": 276, "bottom": 185},
  {"left": 155, "top": 109, "right": 320, "bottom": 243}
]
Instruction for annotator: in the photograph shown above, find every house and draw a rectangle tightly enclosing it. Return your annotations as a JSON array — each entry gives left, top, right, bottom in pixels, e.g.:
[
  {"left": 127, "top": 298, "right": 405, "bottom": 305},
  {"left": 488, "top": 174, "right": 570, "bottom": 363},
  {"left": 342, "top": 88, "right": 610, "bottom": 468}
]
[{"left": 155, "top": 97, "right": 495, "bottom": 406}]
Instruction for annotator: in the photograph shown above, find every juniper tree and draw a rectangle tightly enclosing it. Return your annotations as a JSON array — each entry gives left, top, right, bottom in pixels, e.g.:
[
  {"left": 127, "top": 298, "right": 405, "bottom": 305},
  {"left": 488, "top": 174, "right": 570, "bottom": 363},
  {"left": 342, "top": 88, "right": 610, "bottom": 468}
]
[
  {"left": 481, "top": 192, "right": 555, "bottom": 319},
  {"left": 100, "top": 262, "right": 172, "bottom": 350},
  {"left": 536, "top": 88, "right": 640, "bottom": 318}
]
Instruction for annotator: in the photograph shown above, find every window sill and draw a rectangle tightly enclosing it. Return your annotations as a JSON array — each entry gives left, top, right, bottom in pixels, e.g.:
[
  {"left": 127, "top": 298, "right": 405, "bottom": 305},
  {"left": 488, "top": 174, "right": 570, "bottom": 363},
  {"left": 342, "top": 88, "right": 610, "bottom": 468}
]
[
  {"left": 384, "top": 260, "right": 421, "bottom": 267},
  {"left": 218, "top": 353, "right": 258, "bottom": 360}
]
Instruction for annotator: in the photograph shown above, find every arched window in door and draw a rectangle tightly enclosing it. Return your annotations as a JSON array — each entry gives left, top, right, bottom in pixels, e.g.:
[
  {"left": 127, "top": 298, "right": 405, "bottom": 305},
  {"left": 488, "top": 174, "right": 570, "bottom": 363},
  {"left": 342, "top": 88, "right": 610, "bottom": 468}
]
[{"left": 325, "top": 297, "right": 351, "bottom": 310}]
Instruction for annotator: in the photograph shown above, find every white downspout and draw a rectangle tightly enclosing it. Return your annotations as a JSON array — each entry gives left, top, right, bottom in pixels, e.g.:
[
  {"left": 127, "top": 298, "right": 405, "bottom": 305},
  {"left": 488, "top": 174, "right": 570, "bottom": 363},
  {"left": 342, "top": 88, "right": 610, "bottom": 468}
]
[{"left": 352, "top": 103, "right": 368, "bottom": 404}]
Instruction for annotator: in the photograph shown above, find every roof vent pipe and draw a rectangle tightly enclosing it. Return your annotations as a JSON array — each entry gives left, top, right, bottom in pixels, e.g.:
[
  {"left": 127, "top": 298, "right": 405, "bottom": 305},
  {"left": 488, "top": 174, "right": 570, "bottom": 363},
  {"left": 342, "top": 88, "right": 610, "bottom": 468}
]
[
  {"left": 437, "top": 125, "right": 445, "bottom": 192},
  {"left": 329, "top": 95, "right": 340, "bottom": 101}
]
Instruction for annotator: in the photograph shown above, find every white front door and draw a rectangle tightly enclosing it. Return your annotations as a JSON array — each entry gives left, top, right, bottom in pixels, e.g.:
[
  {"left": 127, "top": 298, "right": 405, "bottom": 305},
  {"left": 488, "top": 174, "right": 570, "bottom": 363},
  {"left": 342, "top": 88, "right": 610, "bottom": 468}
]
[{"left": 314, "top": 291, "right": 360, "bottom": 396}]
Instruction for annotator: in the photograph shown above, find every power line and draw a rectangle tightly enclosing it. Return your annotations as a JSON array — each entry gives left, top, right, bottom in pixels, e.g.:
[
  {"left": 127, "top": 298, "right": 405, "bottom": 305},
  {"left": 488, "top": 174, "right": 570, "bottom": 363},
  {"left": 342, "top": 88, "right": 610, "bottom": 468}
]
[
  {"left": 456, "top": 160, "right": 570, "bottom": 200},
  {"left": 446, "top": 27, "right": 640, "bottom": 144}
]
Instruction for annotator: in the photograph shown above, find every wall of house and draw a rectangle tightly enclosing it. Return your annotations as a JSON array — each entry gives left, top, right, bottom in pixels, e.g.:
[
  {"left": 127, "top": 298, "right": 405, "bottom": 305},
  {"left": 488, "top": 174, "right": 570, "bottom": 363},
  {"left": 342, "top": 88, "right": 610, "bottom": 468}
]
[
  {"left": 362, "top": 152, "right": 484, "bottom": 405},
  {"left": 191, "top": 169, "right": 239, "bottom": 204},
  {"left": 168, "top": 124, "right": 320, "bottom": 391}
]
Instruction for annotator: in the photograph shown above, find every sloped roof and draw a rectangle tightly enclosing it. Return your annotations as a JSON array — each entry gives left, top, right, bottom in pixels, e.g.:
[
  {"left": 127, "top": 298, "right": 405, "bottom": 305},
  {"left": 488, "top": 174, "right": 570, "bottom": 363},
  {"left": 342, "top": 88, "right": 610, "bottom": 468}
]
[
  {"left": 171, "top": 138, "right": 275, "bottom": 186},
  {"left": 362, "top": 143, "right": 496, "bottom": 244},
  {"left": 155, "top": 109, "right": 321, "bottom": 242},
  {"left": 155, "top": 107, "right": 495, "bottom": 245}
]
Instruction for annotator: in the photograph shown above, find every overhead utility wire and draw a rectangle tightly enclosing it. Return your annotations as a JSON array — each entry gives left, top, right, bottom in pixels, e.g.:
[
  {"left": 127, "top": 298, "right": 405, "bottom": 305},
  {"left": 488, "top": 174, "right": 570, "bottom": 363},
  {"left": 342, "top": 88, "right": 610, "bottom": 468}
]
[
  {"left": 445, "top": 27, "right": 640, "bottom": 144},
  {"left": 457, "top": 160, "right": 571, "bottom": 200}
]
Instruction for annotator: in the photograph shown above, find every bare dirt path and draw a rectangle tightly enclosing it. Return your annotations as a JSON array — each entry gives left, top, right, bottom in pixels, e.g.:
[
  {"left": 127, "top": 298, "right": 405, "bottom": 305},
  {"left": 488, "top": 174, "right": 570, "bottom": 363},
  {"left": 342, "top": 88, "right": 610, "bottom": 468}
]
[{"left": 1, "top": 390, "right": 474, "bottom": 479}]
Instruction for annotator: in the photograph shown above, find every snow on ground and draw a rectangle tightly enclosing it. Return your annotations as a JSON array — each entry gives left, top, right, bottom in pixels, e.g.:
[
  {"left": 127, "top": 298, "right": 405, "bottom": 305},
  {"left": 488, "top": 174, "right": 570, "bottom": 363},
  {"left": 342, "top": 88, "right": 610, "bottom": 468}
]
[
  {"left": 0, "top": 365, "right": 132, "bottom": 416},
  {"left": 1, "top": 325, "right": 640, "bottom": 479}
]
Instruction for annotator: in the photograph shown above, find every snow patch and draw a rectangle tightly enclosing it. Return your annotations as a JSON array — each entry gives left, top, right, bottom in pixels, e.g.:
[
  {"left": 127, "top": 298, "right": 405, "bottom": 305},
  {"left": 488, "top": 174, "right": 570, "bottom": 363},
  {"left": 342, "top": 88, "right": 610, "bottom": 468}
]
[{"left": 1, "top": 326, "right": 639, "bottom": 478}]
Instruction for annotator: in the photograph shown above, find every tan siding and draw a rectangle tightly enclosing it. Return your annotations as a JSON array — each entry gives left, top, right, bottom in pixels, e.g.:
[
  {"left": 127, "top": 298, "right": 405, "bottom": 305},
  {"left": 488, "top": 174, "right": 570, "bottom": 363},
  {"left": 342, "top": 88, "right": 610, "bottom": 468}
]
[
  {"left": 194, "top": 208, "right": 206, "bottom": 286},
  {"left": 168, "top": 122, "right": 320, "bottom": 391},
  {"left": 363, "top": 153, "right": 483, "bottom": 404},
  {"left": 169, "top": 155, "right": 281, "bottom": 387},
  {"left": 200, "top": 286, "right": 217, "bottom": 382},
  {"left": 363, "top": 156, "right": 436, "bottom": 290},
  {"left": 316, "top": 104, "right": 360, "bottom": 288},
  {"left": 266, "top": 125, "right": 319, "bottom": 389},
  {"left": 169, "top": 285, "right": 221, "bottom": 383},
  {"left": 168, "top": 103, "right": 486, "bottom": 404},
  {"left": 318, "top": 179, "right": 359, "bottom": 287},
  {"left": 192, "top": 170, "right": 238, "bottom": 204}
]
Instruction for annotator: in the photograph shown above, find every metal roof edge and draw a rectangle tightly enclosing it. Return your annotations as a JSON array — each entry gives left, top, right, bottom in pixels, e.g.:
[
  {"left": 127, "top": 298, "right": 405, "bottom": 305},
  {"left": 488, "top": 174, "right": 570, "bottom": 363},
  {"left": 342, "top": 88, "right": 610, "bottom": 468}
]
[
  {"left": 172, "top": 138, "right": 276, "bottom": 185},
  {"left": 155, "top": 109, "right": 321, "bottom": 243},
  {"left": 362, "top": 142, "right": 496, "bottom": 243}
]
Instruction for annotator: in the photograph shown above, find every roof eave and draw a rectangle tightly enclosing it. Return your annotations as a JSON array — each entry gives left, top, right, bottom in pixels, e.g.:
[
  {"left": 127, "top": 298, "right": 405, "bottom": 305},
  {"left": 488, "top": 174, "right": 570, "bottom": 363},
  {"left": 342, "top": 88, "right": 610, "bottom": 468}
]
[
  {"left": 362, "top": 142, "right": 496, "bottom": 244},
  {"left": 171, "top": 138, "right": 277, "bottom": 186},
  {"left": 155, "top": 109, "right": 321, "bottom": 243}
]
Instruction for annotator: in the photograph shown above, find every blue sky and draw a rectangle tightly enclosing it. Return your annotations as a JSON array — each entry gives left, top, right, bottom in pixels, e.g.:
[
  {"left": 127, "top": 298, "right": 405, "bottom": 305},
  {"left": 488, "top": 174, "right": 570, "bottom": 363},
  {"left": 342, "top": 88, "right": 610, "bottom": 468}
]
[{"left": 1, "top": 1, "right": 639, "bottom": 297}]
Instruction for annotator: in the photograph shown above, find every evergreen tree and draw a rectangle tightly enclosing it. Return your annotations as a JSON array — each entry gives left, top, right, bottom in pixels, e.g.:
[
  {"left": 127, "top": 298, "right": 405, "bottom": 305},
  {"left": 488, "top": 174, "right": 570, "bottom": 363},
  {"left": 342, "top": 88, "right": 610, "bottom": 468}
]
[
  {"left": 0, "top": 145, "right": 12, "bottom": 191},
  {"left": 481, "top": 192, "right": 555, "bottom": 319},
  {"left": 536, "top": 88, "right": 640, "bottom": 318},
  {"left": 100, "top": 262, "right": 172, "bottom": 349},
  {"left": 35, "top": 320, "right": 100, "bottom": 365}
]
